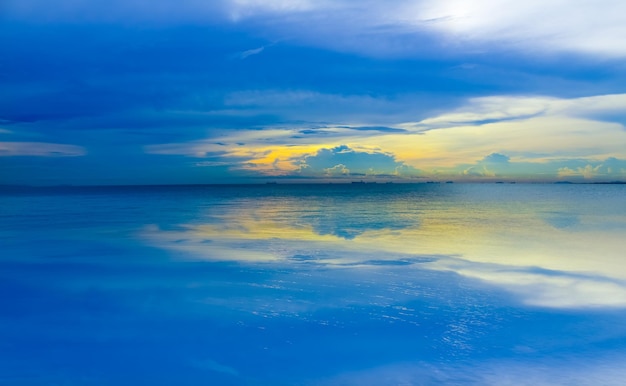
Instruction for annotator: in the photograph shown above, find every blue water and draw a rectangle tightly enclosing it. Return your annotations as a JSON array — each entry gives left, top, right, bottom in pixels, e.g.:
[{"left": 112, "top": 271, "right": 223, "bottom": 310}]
[{"left": 1, "top": 184, "right": 625, "bottom": 385}]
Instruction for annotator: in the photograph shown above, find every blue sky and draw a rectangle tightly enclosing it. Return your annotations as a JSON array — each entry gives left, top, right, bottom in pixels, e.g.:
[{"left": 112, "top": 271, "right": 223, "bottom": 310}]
[{"left": 2, "top": 0, "right": 626, "bottom": 184}]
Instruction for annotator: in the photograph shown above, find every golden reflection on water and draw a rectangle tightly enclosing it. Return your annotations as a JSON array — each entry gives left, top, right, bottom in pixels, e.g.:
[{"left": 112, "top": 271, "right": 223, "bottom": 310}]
[{"left": 146, "top": 186, "right": 626, "bottom": 308}]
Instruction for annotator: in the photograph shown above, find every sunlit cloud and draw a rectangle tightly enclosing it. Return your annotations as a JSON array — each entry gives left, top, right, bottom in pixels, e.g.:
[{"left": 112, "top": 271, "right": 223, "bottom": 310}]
[
  {"left": 417, "top": 0, "right": 626, "bottom": 57},
  {"left": 558, "top": 164, "right": 602, "bottom": 179},
  {"left": 145, "top": 92, "right": 626, "bottom": 181}
]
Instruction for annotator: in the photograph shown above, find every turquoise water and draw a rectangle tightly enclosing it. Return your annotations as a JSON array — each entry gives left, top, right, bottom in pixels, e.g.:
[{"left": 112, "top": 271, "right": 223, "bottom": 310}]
[{"left": 1, "top": 183, "right": 625, "bottom": 385}]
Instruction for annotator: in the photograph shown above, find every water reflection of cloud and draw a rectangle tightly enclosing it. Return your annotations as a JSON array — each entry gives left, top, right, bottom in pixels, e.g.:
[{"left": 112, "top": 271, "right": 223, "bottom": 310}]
[
  {"left": 145, "top": 215, "right": 626, "bottom": 310},
  {"left": 314, "top": 354, "right": 626, "bottom": 386},
  {"left": 144, "top": 185, "right": 626, "bottom": 310},
  {"left": 435, "top": 257, "right": 626, "bottom": 308},
  {"left": 302, "top": 202, "right": 417, "bottom": 239},
  {"left": 543, "top": 211, "right": 581, "bottom": 229}
]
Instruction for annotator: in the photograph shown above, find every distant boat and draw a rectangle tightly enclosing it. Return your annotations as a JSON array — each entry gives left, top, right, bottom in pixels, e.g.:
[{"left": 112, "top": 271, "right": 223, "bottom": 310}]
[{"left": 352, "top": 181, "right": 366, "bottom": 184}]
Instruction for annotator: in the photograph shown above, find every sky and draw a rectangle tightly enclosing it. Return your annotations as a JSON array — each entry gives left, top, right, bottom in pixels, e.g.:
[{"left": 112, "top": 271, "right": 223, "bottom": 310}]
[{"left": 2, "top": 0, "right": 626, "bottom": 184}]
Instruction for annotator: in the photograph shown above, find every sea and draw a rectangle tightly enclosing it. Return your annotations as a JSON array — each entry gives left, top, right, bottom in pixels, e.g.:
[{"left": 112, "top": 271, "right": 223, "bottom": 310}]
[{"left": 1, "top": 183, "right": 625, "bottom": 385}]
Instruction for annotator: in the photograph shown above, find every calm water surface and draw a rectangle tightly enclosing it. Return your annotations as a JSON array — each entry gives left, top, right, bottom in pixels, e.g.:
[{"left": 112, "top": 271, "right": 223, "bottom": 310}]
[{"left": 1, "top": 183, "right": 625, "bottom": 385}]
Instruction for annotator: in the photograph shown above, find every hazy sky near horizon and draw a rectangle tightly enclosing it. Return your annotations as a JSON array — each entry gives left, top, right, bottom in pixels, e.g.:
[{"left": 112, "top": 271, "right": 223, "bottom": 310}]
[{"left": 2, "top": 0, "right": 626, "bottom": 184}]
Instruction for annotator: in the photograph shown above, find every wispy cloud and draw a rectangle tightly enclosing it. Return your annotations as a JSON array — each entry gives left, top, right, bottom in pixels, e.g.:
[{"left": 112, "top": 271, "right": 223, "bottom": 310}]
[
  {"left": 418, "top": 0, "right": 626, "bottom": 57},
  {"left": 0, "top": 142, "right": 86, "bottom": 157},
  {"left": 9, "top": 0, "right": 626, "bottom": 58},
  {"left": 235, "top": 45, "right": 265, "bottom": 59}
]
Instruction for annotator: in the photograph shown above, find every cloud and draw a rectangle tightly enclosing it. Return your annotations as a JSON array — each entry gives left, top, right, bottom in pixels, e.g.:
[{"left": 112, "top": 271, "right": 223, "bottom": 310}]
[
  {"left": 461, "top": 153, "right": 511, "bottom": 177},
  {"left": 482, "top": 153, "right": 509, "bottom": 164},
  {"left": 191, "top": 358, "right": 239, "bottom": 377},
  {"left": 409, "top": 93, "right": 626, "bottom": 131},
  {"left": 221, "top": 0, "right": 626, "bottom": 59},
  {"left": 557, "top": 158, "right": 626, "bottom": 180},
  {"left": 5, "top": 0, "right": 626, "bottom": 59},
  {"left": 236, "top": 46, "right": 265, "bottom": 59},
  {"left": 0, "top": 142, "right": 86, "bottom": 157},
  {"left": 222, "top": 90, "right": 426, "bottom": 124},
  {"left": 143, "top": 92, "right": 626, "bottom": 181},
  {"left": 323, "top": 163, "right": 350, "bottom": 176},
  {"left": 348, "top": 126, "right": 407, "bottom": 133},
  {"left": 298, "top": 145, "right": 420, "bottom": 178},
  {"left": 418, "top": 0, "right": 626, "bottom": 58},
  {"left": 394, "top": 94, "right": 626, "bottom": 174},
  {"left": 414, "top": 96, "right": 551, "bottom": 128},
  {"left": 454, "top": 154, "right": 626, "bottom": 181},
  {"left": 558, "top": 164, "right": 601, "bottom": 179}
]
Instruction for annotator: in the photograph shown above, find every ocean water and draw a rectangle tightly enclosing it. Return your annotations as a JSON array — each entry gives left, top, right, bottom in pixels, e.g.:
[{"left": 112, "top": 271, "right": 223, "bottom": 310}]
[{"left": 1, "top": 183, "right": 625, "bottom": 385}]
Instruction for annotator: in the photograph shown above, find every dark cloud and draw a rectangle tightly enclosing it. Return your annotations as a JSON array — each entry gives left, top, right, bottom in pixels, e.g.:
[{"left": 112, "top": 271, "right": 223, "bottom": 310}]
[
  {"left": 348, "top": 126, "right": 407, "bottom": 133},
  {"left": 297, "top": 129, "right": 336, "bottom": 136}
]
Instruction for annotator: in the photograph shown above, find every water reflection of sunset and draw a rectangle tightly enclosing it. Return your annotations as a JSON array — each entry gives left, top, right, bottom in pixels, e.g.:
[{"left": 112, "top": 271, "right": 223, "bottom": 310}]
[{"left": 146, "top": 184, "right": 626, "bottom": 308}]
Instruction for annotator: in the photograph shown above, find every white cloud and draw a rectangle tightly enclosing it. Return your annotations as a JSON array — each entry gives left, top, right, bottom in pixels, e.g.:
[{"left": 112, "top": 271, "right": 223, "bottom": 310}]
[
  {"left": 237, "top": 46, "right": 264, "bottom": 59},
  {"left": 222, "top": 0, "right": 626, "bottom": 58},
  {"left": 9, "top": 0, "right": 626, "bottom": 57},
  {"left": 324, "top": 163, "right": 350, "bottom": 176},
  {"left": 0, "top": 142, "right": 86, "bottom": 157},
  {"left": 558, "top": 164, "right": 602, "bottom": 179},
  {"left": 417, "top": 0, "right": 626, "bottom": 57},
  {"left": 410, "top": 93, "right": 626, "bottom": 129},
  {"left": 413, "top": 96, "right": 554, "bottom": 128}
]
